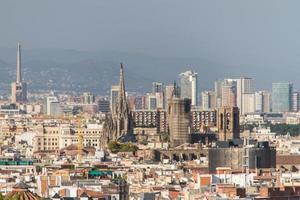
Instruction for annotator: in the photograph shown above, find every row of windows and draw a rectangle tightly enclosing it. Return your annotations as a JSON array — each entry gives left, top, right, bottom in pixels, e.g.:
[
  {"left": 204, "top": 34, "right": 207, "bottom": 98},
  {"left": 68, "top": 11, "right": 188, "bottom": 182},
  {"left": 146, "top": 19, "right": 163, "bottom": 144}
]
[
  {"left": 38, "top": 147, "right": 58, "bottom": 150},
  {"left": 44, "top": 142, "right": 58, "bottom": 146},
  {"left": 45, "top": 130, "right": 59, "bottom": 134},
  {"left": 38, "top": 142, "right": 58, "bottom": 146},
  {"left": 37, "top": 138, "right": 58, "bottom": 141},
  {"left": 43, "top": 138, "right": 58, "bottom": 141},
  {"left": 75, "top": 131, "right": 101, "bottom": 134},
  {"left": 64, "top": 143, "right": 99, "bottom": 147}
]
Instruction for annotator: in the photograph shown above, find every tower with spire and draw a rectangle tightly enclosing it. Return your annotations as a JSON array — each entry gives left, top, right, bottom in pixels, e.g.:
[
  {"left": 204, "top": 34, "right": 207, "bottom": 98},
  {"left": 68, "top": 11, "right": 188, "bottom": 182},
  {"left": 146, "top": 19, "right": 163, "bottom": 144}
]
[
  {"left": 112, "top": 63, "right": 131, "bottom": 140},
  {"left": 11, "top": 43, "right": 27, "bottom": 104},
  {"left": 168, "top": 80, "right": 191, "bottom": 147}
]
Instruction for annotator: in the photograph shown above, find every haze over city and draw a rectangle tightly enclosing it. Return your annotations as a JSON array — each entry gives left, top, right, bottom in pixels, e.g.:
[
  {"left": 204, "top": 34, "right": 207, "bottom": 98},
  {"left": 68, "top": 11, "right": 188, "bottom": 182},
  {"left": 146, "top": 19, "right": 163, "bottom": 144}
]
[
  {"left": 1, "top": 0, "right": 300, "bottom": 94},
  {"left": 2, "top": 1, "right": 300, "bottom": 200}
]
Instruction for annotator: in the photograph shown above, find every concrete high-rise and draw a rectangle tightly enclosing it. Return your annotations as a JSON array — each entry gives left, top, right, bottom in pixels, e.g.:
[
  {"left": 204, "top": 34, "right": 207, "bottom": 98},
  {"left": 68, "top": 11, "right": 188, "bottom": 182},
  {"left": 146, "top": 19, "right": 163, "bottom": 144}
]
[
  {"left": 81, "top": 92, "right": 95, "bottom": 104},
  {"left": 43, "top": 96, "right": 62, "bottom": 116},
  {"left": 236, "top": 78, "right": 255, "bottom": 115},
  {"left": 11, "top": 43, "right": 27, "bottom": 104},
  {"left": 168, "top": 85, "right": 191, "bottom": 147},
  {"left": 152, "top": 82, "right": 164, "bottom": 109},
  {"left": 152, "top": 82, "right": 163, "bottom": 93},
  {"left": 242, "top": 93, "right": 256, "bottom": 114},
  {"left": 272, "top": 82, "right": 293, "bottom": 112},
  {"left": 201, "top": 91, "right": 216, "bottom": 110},
  {"left": 146, "top": 93, "right": 157, "bottom": 110},
  {"left": 214, "top": 80, "right": 223, "bottom": 108},
  {"left": 255, "top": 91, "right": 263, "bottom": 112},
  {"left": 255, "top": 91, "right": 271, "bottom": 113},
  {"left": 292, "top": 92, "right": 300, "bottom": 112},
  {"left": 134, "top": 95, "right": 146, "bottom": 110},
  {"left": 262, "top": 91, "right": 271, "bottom": 113},
  {"left": 221, "top": 79, "right": 237, "bottom": 107},
  {"left": 98, "top": 98, "right": 110, "bottom": 113},
  {"left": 179, "top": 70, "right": 198, "bottom": 106}
]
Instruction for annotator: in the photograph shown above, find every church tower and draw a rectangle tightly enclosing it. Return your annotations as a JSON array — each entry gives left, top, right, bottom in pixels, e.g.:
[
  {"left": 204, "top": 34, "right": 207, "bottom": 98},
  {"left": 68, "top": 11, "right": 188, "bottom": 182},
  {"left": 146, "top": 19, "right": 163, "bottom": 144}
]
[{"left": 114, "top": 63, "right": 131, "bottom": 140}]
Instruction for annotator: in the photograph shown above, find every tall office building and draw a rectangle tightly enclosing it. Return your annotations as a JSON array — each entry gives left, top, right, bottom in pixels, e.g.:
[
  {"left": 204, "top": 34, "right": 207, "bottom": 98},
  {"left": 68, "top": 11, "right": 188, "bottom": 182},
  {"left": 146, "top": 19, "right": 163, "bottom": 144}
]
[
  {"left": 81, "top": 92, "right": 95, "bottom": 104},
  {"left": 152, "top": 82, "right": 164, "bottom": 109},
  {"left": 255, "top": 91, "right": 272, "bottom": 113},
  {"left": 214, "top": 80, "right": 223, "bottom": 108},
  {"left": 262, "top": 91, "right": 271, "bottom": 113},
  {"left": 179, "top": 70, "right": 198, "bottom": 106},
  {"left": 272, "top": 82, "right": 293, "bottom": 112},
  {"left": 134, "top": 95, "right": 146, "bottom": 110},
  {"left": 292, "top": 92, "right": 300, "bottom": 112},
  {"left": 43, "top": 96, "right": 62, "bottom": 116},
  {"left": 201, "top": 91, "right": 216, "bottom": 110},
  {"left": 155, "top": 92, "right": 164, "bottom": 109},
  {"left": 11, "top": 43, "right": 27, "bottom": 104},
  {"left": 242, "top": 93, "right": 256, "bottom": 114},
  {"left": 98, "top": 98, "right": 110, "bottom": 113},
  {"left": 146, "top": 93, "right": 157, "bottom": 110},
  {"left": 168, "top": 89, "right": 191, "bottom": 147},
  {"left": 221, "top": 79, "right": 237, "bottom": 107},
  {"left": 236, "top": 78, "right": 255, "bottom": 115},
  {"left": 152, "top": 82, "right": 163, "bottom": 93},
  {"left": 255, "top": 91, "right": 263, "bottom": 112}
]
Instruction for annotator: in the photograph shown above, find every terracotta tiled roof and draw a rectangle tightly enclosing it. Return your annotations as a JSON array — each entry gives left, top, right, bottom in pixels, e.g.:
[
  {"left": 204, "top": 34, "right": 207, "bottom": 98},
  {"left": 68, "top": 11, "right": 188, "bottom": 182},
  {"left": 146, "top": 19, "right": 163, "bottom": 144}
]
[
  {"left": 77, "top": 189, "right": 105, "bottom": 198},
  {"left": 6, "top": 182, "right": 40, "bottom": 200},
  {"left": 277, "top": 155, "right": 300, "bottom": 165}
]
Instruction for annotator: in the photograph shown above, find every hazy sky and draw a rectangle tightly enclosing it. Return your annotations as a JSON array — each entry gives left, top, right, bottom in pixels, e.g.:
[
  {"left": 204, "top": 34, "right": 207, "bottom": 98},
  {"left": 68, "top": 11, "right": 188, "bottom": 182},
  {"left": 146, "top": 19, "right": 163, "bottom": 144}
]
[{"left": 2, "top": 1, "right": 300, "bottom": 74}]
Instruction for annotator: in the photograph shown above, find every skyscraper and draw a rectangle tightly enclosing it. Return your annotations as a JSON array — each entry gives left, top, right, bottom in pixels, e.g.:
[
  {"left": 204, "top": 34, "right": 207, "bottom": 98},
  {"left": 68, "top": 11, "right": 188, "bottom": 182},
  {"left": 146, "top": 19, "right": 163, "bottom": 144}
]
[
  {"left": 255, "top": 91, "right": 272, "bottom": 113},
  {"left": 201, "top": 91, "right": 216, "bottom": 110},
  {"left": 272, "top": 82, "right": 293, "bottom": 113},
  {"left": 236, "top": 77, "right": 255, "bottom": 115},
  {"left": 11, "top": 43, "right": 27, "bottom": 104},
  {"left": 221, "top": 79, "right": 237, "bottom": 107},
  {"left": 179, "top": 70, "right": 198, "bottom": 106},
  {"left": 243, "top": 93, "right": 256, "bottom": 114},
  {"left": 43, "top": 96, "right": 62, "bottom": 116},
  {"left": 146, "top": 93, "right": 157, "bottom": 110},
  {"left": 134, "top": 95, "right": 146, "bottom": 110},
  {"left": 255, "top": 91, "right": 263, "bottom": 112},
  {"left": 262, "top": 91, "right": 271, "bottom": 113},
  {"left": 81, "top": 92, "right": 95, "bottom": 104},
  {"left": 214, "top": 80, "right": 223, "bottom": 108},
  {"left": 152, "top": 82, "right": 163, "bottom": 93},
  {"left": 152, "top": 82, "right": 164, "bottom": 109},
  {"left": 292, "top": 92, "right": 300, "bottom": 112}
]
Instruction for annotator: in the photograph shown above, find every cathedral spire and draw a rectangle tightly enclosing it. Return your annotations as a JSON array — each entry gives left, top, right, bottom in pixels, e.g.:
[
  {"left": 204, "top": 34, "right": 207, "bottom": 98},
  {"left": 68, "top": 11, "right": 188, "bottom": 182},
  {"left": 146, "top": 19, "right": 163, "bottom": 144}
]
[
  {"left": 114, "top": 63, "right": 130, "bottom": 139},
  {"left": 119, "top": 63, "right": 126, "bottom": 103}
]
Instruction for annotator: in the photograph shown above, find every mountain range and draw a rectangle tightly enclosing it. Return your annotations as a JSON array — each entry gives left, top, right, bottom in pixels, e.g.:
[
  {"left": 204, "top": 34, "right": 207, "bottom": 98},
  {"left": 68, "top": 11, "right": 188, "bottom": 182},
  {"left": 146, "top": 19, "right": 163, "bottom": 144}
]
[{"left": 0, "top": 48, "right": 297, "bottom": 96}]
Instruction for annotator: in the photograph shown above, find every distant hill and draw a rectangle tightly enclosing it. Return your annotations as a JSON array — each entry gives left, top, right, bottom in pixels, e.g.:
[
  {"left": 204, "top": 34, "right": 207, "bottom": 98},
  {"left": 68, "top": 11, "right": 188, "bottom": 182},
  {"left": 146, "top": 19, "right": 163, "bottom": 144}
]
[{"left": 0, "top": 48, "right": 287, "bottom": 96}]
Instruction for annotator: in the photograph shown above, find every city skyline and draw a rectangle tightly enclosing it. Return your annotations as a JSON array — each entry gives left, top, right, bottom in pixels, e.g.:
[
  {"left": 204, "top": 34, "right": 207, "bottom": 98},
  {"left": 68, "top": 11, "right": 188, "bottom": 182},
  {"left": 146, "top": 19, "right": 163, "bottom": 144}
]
[
  {"left": 2, "top": 1, "right": 300, "bottom": 94},
  {"left": 3, "top": 1, "right": 300, "bottom": 200}
]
